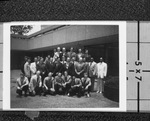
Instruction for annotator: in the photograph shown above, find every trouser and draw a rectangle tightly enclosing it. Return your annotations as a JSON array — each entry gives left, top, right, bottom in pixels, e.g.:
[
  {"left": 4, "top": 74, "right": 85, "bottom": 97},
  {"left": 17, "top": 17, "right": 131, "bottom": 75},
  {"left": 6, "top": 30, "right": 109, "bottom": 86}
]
[
  {"left": 97, "top": 77, "right": 104, "bottom": 93},
  {"left": 43, "top": 86, "right": 55, "bottom": 95},
  {"left": 75, "top": 72, "right": 84, "bottom": 79},
  {"left": 54, "top": 84, "right": 65, "bottom": 95},
  {"left": 41, "top": 74, "right": 46, "bottom": 85},
  {"left": 29, "top": 86, "right": 42, "bottom": 96},
  {"left": 69, "top": 86, "right": 82, "bottom": 97},
  {"left": 90, "top": 76, "right": 95, "bottom": 92},
  {"left": 16, "top": 85, "right": 28, "bottom": 96},
  {"left": 64, "top": 83, "right": 71, "bottom": 94},
  {"left": 81, "top": 86, "right": 91, "bottom": 95},
  {"left": 34, "top": 86, "right": 43, "bottom": 95}
]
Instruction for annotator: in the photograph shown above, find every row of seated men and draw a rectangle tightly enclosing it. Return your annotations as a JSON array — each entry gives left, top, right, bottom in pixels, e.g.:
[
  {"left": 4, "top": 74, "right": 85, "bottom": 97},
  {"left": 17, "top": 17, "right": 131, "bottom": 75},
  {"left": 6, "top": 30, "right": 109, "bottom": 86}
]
[{"left": 16, "top": 71, "right": 92, "bottom": 98}]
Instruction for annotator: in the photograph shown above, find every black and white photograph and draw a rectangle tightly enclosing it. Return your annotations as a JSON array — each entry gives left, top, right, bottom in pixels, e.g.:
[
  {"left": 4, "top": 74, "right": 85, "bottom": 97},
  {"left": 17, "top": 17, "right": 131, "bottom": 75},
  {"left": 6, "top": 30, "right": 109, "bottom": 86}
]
[{"left": 3, "top": 22, "right": 126, "bottom": 110}]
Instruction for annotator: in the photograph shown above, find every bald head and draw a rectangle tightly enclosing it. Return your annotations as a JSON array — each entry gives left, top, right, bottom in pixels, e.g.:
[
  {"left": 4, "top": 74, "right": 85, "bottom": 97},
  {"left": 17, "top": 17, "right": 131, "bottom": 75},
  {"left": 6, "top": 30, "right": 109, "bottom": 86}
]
[{"left": 48, "top": 72, "right": 53, "bottom": 77}]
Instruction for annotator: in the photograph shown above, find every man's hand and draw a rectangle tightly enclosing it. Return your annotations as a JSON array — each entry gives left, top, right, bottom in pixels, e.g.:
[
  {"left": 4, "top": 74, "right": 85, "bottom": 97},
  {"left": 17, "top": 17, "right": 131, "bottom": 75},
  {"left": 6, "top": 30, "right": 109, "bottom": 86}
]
[
  {"left": 17, "top": 87, "right": 21, "bottom": 90},
  {"left": 62, "top": 83, "right": 66, "bottom": 87},
  {"left": 45, "top": 86, "right": 48, "bottom": 90},
  {"left": 85, "top": 86, "right": 88, "bottom": 90}
]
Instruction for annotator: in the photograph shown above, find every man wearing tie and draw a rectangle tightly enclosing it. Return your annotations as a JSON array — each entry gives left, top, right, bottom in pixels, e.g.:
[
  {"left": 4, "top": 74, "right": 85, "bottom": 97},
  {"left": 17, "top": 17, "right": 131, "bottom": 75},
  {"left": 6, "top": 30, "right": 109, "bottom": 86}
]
[
  {"left": 29, "top": 71, "right": 42, "bottom": 96},
  {"left": 88, "top": 57, "right": 97, "bottom": 92},
  {"left": 95, "top": 57, "right": 107, "bottom": 94},
  {"left": 30, "top": 57, "right": 38, "bottom": 77}
]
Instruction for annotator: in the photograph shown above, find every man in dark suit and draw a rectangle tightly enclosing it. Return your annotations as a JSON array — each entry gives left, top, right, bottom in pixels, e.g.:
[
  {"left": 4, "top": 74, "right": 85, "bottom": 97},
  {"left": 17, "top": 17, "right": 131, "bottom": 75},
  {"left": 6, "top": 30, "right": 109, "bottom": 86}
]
[
  {"left": 45, "top": 57, "right": 55, "bottom": 76},
  {"left": 53, "top": 58, "right": 63, "bottom": 77},
  {"left": 54, "top": 72, "right": 65, "bottom": 95},
  {"left": 61, "top": 71, "right": 72, "bottom": 95},
  {"left": 68, "top": 76, "right": 82, "bottom": 97},
  {"left": 37, "top": 58, "right": 46, "bottom": 85}
]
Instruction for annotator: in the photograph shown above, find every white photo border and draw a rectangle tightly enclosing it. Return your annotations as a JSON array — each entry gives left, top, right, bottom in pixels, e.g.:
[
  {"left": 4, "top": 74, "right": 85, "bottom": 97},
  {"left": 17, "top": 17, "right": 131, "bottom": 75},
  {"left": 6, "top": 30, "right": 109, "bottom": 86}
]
[{"left": 3, "top": 21, "right": 126, "bottom": 111}]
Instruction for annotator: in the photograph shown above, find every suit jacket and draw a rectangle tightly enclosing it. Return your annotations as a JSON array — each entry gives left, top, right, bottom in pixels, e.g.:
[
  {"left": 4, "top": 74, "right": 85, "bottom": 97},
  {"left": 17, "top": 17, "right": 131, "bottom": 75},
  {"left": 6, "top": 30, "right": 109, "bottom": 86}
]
[
  {"left": 24, "top": 62, "right": 31, "bottom": 78},
  {"left": 45, "top": 61, "right": 55, "bottom": 74},
  {"left": 30, "top": 62, "right": 37, "bottom": 76},
  {"left": 53, "top": 62, "right": 63, "bottom": 76},
  {"left": 88, "top": 61, "right": 97, "bottom": 77},
  {"left": 29, "top": 75, "right": 42, "bottom": 92},
  {"left": 95, "top": 62, "right": 107, "bottom": 79}
]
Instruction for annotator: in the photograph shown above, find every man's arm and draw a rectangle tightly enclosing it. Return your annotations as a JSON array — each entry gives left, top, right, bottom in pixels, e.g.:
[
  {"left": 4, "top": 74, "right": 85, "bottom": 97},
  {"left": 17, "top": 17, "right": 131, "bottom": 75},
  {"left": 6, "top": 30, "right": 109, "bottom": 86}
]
[
  {"left": 16, "top": 79, "right": 21, "bottom": 89},
  {"left": 66, "top": 76, "right": 71, "bottom": 84},
  {"left": 52, "top": 78, "right": 55, "bottom": 90},
  {"left": 43, "top": 77, "right": 48, "bottom": 89},
  {"left": 94, "top": 64, "right": 98, "bottom": 77},
  {"left": 85, "top": 78, "right": 91, "bottom": 89},
  {"left": 21, "top": 77, "right": 29, "bottom": 89},
  {"left": 74, "top": 63, "right": 79, "bottom": 74},
  {"left": 104, "top": 63, "right": 107, "bottom": 77},
  {"left": 39, "top": 76, "right": 42, "bottom": 87},
  {"left": 30, "top": 63, "right": 35, "bottom": 74}
]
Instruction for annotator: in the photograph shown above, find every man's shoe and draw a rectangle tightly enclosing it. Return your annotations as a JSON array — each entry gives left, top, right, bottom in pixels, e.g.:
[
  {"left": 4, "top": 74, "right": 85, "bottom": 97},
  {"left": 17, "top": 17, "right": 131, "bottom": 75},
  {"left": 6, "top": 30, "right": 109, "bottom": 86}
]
[{"left": 87, "top": 94, "right": 90, "bottom": 98}]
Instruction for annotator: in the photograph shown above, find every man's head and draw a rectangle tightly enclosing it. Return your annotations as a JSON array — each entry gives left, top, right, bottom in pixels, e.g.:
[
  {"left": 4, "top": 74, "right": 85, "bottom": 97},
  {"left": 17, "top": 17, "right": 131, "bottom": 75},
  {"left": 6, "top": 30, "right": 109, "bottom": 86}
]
[
  {"left": 24, "top": 56, "right": 28, "bottom": 61},
  {"left": 100, "top": 57, "right": 103, "bottom": 63},
  {"left": 62, "top": 56, "right": 66, "bottom": 61},
  {"left": 82, "top": 57, "right": 86, "bottom": 62},
  {"left": 36, "top": 71, "right": 41, "bottom": 77},
  {"left": 34, "top": 57, "right": 38, "bottom": 62},
  {"left": 48, "top": 72, "right": 53, "bottom": 77},
  {"left": 72, "top": 76, "right": 76, "bottom": 80},
  {"left": 85, "top": 49, "right": 88, "bottom": 54},
  {"left": 84, "top": 72, "right": 88, "bottom": 78},
  {"left": 47, "top": 55, "right": 51, "bottom": 59},
  {"left": 54, "top": 48, "right": 56, "bottom": 53},
  {"left": 64, "top": 71, "right": 68, "bottom": 76},
  {"left": 20, "top": 72, "right": 25, "bottom": 78},
  {"left": 66, "top": 57, "right": 70, "bottom": 62},
  {"left": 40, "top": 57, "right": 44, "bottom": 63},
  {"left": 91, "top": 57, "right": 94, "bottom": 62},
  {"left": 27, "top": 58, "right": 31, "bottom": 63},
  {"left": 37, "top": 56, "right": 41, "bottom": 61},
  {"left": 57, "top": 47, "right": 61, "bottom": 52},
  {"left": 58, "top": 72, "right": 62, "bottom": 77},
  {"left": 70, "top": 47, "right": 73, "bottom": 52},
  {"left": 62, "top": 47, "right": 66, "bottom": 52},
  {"left": 50, "top": 57, "right": 53, "bottom": 62},
  {"left": 71, "top": 57, "right": 75, "bottom": 62},
  {"left": 78, "top": 48, "right": 82, "bottom": 53}
]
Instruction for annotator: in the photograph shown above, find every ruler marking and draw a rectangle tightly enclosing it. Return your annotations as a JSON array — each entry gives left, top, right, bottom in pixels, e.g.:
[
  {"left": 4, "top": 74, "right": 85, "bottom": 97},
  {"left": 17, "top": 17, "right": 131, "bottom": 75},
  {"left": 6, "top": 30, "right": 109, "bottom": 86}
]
[
  {"left": 137, "top": 21, "right": 140, "bottom": 61},
  {"left": 137, "top": 82, "right": 140, "bottom": 113},
  {"left": 142, "top": 70, "right": 150, "bottom": 72},
  {"left": 129, "top": 70, "right": 134, "bottom": 72}
]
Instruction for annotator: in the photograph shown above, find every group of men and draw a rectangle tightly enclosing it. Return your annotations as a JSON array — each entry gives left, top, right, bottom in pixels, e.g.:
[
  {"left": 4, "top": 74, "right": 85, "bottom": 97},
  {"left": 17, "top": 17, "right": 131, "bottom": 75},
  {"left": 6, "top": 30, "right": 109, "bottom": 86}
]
[{"left": 16, "top": 47, "right": 107, "bottom": 98}]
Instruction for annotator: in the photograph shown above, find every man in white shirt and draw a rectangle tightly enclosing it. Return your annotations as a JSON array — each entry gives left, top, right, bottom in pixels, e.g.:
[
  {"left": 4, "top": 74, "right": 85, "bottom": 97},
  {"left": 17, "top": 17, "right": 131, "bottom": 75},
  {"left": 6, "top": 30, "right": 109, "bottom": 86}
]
[
  {"left": 30, "top": 57, "right": 38, "bottom": 77},
  {"left": 16, "top": 73, "right": 29, "bottom": 97},
  {"left": 29, "top": 71, "right": 42, "bottom": 96},
  {"left": 24, "top": 58, "right": 31, "bottom": 81},
  {"left": 95, "top": 57, "right": 107, "bottom": 93}
]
